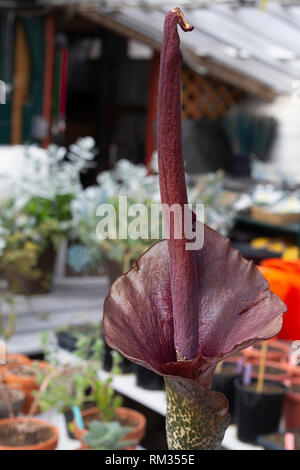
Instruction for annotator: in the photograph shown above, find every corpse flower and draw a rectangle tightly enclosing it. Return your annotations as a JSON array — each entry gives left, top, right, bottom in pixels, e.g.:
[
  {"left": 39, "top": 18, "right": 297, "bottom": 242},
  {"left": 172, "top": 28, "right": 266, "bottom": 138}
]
[{"left": 103, "top": 8, "right": 286, "bottom": 450}]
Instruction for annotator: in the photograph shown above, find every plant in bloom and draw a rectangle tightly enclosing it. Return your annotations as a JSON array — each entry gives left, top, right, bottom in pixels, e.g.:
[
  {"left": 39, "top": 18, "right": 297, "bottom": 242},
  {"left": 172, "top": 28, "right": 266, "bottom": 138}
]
[{"left": 103, "top": 8, "right": 286, "bottom": 450}]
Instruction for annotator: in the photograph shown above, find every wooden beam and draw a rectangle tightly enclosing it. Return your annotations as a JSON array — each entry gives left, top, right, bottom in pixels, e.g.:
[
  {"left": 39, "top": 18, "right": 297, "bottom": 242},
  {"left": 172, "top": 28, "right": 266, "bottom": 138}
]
[
  {"left": 11, "top": 19, "right": 30, "bottom": 145},
  {"left": 77, "top": 9, "right": 275, "bottom": 101},
  {"left": 186, "top": 50, "right": 276, "bottom": 102},
  {"left": 78, "top": 9, "right": 161, "bottom": 50}
]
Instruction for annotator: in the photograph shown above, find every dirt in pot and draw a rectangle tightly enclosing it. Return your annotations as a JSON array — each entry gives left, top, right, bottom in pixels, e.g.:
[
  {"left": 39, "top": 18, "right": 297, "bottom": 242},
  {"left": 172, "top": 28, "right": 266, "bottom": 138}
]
[
  {"left": 251, "top": 365, "right": 285, "bottom": 376},
  {"left": 215, "top": 362, "right": 238, "bottom": 376},
  {"left": 8, "top": 365, "right": 38, "bottom": 377},
  {"left": 267, "top": 430, "right": 300, "bottom": 449},
  {"left": 0, "top": 421, "right": 54, "bottom": 447},
  {"left": 291, "top": 384, "right": 300, "bottom": 393},
  {"left": 253, "top": 344, "right": 281, "bottom": 353},
  {"left": 0, "top": 387, "right": 22, "bottom": 402},
  {"left": 245, "top": 382, "right": 285, "bottom": 394}
]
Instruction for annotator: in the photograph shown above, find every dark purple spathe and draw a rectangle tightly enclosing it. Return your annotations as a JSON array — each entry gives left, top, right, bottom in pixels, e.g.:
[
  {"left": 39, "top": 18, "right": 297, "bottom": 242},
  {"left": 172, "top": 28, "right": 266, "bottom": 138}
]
[{"left": 103, "top": 8, "right": 286, "bottom": 383}]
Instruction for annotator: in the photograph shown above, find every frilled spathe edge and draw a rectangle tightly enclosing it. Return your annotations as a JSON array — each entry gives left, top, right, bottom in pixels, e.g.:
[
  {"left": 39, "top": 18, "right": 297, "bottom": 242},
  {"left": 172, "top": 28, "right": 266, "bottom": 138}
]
[{"left": 103, "top": 225, "right": 285, "bottom": 382}]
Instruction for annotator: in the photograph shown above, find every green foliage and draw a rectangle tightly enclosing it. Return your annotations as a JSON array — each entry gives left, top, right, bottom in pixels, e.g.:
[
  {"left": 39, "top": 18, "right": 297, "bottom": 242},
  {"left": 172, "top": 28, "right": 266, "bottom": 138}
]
[
  {"left": 37, "top": 331, "right": 123, "bottom": 421},
  {"left": 83, "top": 421, "right": 136, "bottom": 450},
  {"left": 0, "top": 292, "right": 16, "bottom": 339}
]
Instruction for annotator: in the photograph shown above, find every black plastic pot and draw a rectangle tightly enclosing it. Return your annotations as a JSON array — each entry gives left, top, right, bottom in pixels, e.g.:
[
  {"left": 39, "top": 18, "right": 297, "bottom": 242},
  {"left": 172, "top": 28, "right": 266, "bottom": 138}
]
[
  {"left": 135, "top": 365, "right": 164, "bottom": 391},
  {"left": 231, "top": 153, "right": 251, "bottom": 178},
  {"left": 103, "top": 340, "right": 135, "bottom": 374},
  {"left": 234, "top": 378, "right": 286, "bottom": 444},
  {"left": 56, "top": 324, "right": 99, "bottom": 357},
  {"left": 56, "top": 331, "right": 78, "bottom": 352},
  {"left": 63, "top": 408, "right": 76, "bottom": 440},
  {"left": 212, "top": 362, "right": 241, "bottom": 423},
  {"left": 257, "top": 429, "right": 300, "bottom": 450}
]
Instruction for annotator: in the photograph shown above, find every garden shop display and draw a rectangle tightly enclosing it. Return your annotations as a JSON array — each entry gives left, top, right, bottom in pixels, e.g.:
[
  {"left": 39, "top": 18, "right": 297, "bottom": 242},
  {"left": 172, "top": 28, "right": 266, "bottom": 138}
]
[
  {"left": 103, "top": 8, "right": 286, "bottom": 450},
  {"left": 69, "top": 161, "right": 237, "bottom": 282},
  {"left": 0, "top": 137, "right": 95, "bottom": 296}
]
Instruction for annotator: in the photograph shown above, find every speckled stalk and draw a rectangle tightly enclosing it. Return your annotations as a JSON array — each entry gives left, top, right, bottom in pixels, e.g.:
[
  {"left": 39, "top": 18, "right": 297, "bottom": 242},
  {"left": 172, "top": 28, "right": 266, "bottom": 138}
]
[{"left": 165, "top": 377, "right": 230, "bottom": 450}]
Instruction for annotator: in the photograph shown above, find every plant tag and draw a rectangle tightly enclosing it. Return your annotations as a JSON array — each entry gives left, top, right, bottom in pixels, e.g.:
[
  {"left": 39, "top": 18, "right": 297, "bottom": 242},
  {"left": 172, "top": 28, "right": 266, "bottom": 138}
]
[{"left": 284, "top": 433, "right": 295, "bottom": 450}]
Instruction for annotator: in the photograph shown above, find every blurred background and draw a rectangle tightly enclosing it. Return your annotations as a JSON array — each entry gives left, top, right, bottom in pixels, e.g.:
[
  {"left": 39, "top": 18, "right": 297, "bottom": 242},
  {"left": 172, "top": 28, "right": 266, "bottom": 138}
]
[{"left": 0, "top": 0, "right": 300, "bottom": 451}]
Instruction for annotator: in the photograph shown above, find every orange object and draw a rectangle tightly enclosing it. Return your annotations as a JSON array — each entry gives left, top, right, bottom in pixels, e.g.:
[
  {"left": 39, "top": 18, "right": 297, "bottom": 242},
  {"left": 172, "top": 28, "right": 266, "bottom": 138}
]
[
  {"left": 2, "top": 361, "right": 51, "bottom": 413},
  {"left": 0, "top": 417, "right": 58, "bottom": 450},
  {"left": 259, "top": 259, "right": 300, "bottom": 341}
]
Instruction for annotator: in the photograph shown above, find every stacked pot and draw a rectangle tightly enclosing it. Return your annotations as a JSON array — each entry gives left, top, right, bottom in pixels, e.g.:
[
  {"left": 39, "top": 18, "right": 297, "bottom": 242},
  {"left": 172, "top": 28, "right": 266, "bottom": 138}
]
[{"left": 231, "top": 340, "right": 300, "bottom": 444}]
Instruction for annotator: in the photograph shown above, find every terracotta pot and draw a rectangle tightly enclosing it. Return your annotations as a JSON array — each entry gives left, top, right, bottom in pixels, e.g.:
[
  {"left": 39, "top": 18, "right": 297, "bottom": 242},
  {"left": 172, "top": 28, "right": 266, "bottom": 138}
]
[
  {"left": 76, "top": 443, "right": 135, "bottom": 450},
  {"left": 283, "top": 377, "right": 300, "bottom": 430},
  {"left": 0, "top": 354, "right": 31, "bottom": 379},
  {"left": 245, "top": 359, "right": 291, "bottom": 383},
  {"left": 243, "top": 340, "right": 290, "bottom": 363},
  {"left": 73, "top": 406, "right": 146, "bottom": 446},
  {"left": 2, "top": 361, "right": 52, "bottom": 413},
  {"left": 289, "top": 363, "right": 300, "bottom": 378},
  {"left": 0, "top": 417, "right": 58, "bottom": 450}
]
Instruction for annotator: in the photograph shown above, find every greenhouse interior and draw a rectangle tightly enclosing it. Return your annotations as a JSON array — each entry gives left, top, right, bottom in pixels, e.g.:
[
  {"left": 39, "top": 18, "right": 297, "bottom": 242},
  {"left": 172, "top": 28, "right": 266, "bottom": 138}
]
[{"left": 0, "top": 0, "right": 300, "bottom": 453}]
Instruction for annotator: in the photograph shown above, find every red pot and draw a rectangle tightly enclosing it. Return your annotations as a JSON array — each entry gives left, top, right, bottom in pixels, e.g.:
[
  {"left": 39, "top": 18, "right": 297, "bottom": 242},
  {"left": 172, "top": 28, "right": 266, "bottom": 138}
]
[
  {"left": 243, "top": 340, "right": 290, "bottom": 363},
  {"left": 283, "top": 377, "right": 300, "bottom": 430},
  {"left": 245, "top": 359, "right": 291, "bottom": 383}
]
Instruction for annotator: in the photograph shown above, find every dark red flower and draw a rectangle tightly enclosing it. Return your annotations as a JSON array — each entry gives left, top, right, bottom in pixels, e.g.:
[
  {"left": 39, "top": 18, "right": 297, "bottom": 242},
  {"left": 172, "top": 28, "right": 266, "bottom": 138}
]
[{"left": 103, "top": 8, "right": 285, "bottom": 383}]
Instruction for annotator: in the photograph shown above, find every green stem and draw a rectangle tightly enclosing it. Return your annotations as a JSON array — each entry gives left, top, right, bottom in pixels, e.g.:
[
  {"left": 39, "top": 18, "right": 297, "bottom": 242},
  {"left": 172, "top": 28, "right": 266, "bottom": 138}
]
[{"left": 165, "top": 377, "right": 230, "bottom": 450}]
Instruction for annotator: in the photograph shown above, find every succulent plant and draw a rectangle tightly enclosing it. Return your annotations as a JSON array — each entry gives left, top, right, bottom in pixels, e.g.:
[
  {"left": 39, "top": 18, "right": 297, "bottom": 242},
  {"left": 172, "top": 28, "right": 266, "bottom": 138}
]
[{"left": 83, "top": 421, "right": 136, "bottom": 450}]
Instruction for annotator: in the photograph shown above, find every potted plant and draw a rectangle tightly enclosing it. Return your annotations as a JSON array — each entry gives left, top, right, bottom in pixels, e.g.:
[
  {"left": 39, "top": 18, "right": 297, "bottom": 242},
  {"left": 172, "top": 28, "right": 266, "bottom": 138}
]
[
  {"left": 0, "top": 417, "right": 58, "bottom": 450},
  {"left": 0, "top": 372, "right": 58, "bottom": 450},
  {"left": 2, "top": 360, "right": 52, "bottom": 413},
  {"left": 55, "top": 323, "right": 100, "bottom": 355},
  {"left": 35, "top": 332, "right": 106, "bottom": 439},
  {"left": 0, "top": 137, "right": 96, "bottom": 295},
  {"left": 283, "top": 377, "right": 300, "bottom": 430},
  {"left": 134, "top": 364, "right": 164, "bottom": 391},
  {"left": 80, "top": 420, "right": 137, "bottom": 450},
  {"left": 234, "top": 377, "right": 287, "bottom": 443},
  {"left": 102, "top": 8, "right": 286, "bottom": 450},
  {"left": 212, "top": 359, "right": 243, "bottom": 422}
]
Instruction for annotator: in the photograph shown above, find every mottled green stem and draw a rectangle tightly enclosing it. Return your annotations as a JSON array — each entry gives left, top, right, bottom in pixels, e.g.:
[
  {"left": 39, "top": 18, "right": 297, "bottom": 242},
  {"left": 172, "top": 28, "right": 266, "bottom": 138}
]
[{"left": 165, "top": 377, "right": 230, "bottom": 450}]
